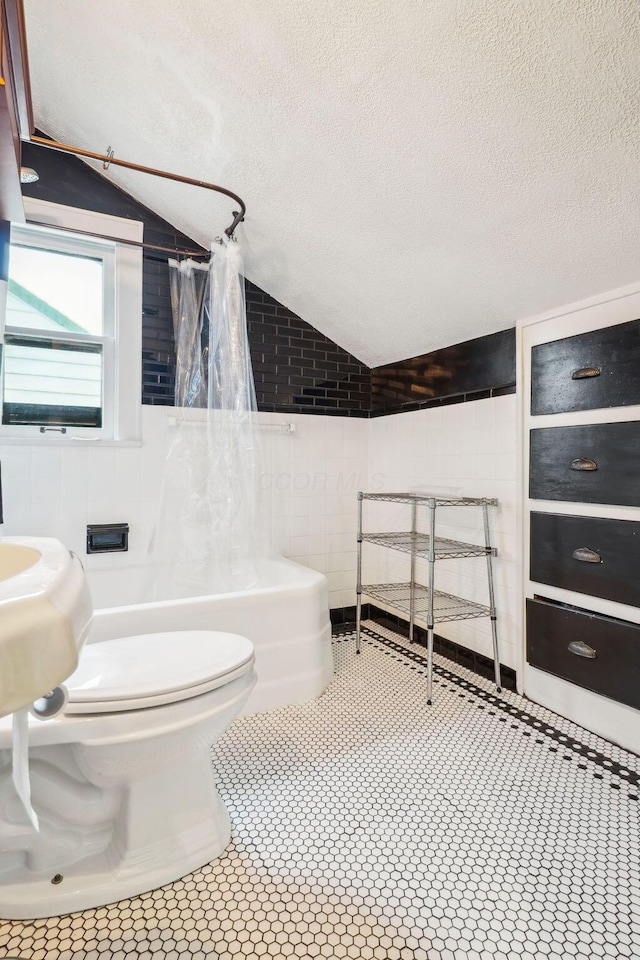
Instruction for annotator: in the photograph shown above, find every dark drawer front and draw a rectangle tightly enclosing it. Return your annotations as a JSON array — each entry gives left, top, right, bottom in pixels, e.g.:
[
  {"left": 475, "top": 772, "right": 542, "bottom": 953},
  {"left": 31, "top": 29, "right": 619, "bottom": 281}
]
[
  {"left": 531, "top": 512, "right": 640, "bottom": 607},
  {"left": 531, "top": 319, "right": 640, "bottom": 415},
  {"left": 530, "top": 421, "right": 640, "bottom": 506},
  {"left": 526, "top": 598, "right": 640, "bottom": 709}
]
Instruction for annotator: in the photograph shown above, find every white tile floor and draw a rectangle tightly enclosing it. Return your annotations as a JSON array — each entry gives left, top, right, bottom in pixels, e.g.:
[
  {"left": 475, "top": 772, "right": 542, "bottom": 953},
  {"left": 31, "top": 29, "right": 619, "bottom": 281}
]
[{"left": 1, "top": 621, "right": 639, "bottom": 960}]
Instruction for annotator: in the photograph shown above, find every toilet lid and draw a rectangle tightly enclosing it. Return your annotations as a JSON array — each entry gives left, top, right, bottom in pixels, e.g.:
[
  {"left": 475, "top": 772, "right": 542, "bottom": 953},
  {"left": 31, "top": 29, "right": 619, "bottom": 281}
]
[{"left": 66, "top": 631, "right": 254, "bottom": 708}]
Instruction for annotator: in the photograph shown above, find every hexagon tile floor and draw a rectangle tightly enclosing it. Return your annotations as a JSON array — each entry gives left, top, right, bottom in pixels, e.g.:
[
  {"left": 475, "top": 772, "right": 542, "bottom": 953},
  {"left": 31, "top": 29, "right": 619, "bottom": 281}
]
[{"left": 2, "top": 620, "right": 639, "bottom": 960}]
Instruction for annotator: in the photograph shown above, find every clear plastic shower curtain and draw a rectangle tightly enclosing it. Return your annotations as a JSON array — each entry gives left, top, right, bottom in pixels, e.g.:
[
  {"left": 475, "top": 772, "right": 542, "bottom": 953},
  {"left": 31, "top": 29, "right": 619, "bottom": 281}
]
[{"left": 147, "top": 238, "right": 268, "bottom": 599}]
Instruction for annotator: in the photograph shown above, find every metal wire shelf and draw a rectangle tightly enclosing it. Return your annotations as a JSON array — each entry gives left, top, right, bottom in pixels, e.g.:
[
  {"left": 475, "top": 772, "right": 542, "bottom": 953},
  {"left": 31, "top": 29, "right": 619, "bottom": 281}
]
[
  {"left": 362, "top": 531, "right": 495, "bottom": 559},
  {"left": 362, "top": 582, "right": 490, "bottom": 622},
  {"left": 360, "top": 492, "right": 499, "bottom": 507},
  {"left": 355, "top": 488, "right": 501, "bottom": 701}
]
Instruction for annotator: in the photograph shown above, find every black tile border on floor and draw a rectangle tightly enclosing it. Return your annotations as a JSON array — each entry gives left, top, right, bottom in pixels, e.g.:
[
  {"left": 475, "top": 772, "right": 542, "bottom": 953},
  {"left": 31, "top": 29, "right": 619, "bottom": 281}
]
[
  {"left": 330, "top": 604, "right": 517, "bottom": 692},
  {"left": 331, "top": 622, "right": 640, "bottom": 799}
]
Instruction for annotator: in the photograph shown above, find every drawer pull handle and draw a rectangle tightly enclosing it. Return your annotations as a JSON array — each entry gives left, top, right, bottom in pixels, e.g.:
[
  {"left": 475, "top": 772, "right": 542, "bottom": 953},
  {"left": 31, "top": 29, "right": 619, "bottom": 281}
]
[
  {"left": 568, "top": 640, "right": 597, "bottom": 659},
  {"left": 572, "top": 547, "right": 602, "bottom": 564},
  {"left": 571, "top": 365, "right": 601, "bottom": 380},
  {"left": 570, "top": 458, "right": 598, "bottom": 471}
]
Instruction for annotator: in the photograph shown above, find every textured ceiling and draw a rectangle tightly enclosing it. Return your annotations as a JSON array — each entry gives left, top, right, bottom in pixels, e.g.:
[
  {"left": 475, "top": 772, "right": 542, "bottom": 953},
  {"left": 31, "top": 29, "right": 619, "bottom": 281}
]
[{"left": 24, "top": 1, "right": 640, "bottom": 365}]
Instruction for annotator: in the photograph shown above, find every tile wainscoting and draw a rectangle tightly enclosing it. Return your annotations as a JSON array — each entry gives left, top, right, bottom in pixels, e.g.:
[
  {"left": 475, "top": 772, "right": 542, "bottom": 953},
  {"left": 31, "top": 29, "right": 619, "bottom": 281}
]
[
  {"left": 0, "top": 392, "right": 518, "bottom": 667},
  {"left": 367, "top": 393, "right": 518, "bottom": 669},
  {"left": 0, "top": 407, "right": 366, "bottom": 613}
]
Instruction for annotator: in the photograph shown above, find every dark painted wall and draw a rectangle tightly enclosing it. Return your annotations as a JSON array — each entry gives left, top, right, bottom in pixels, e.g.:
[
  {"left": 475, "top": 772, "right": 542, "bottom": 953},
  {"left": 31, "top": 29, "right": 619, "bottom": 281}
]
[{"left": 19, "top": 140, "right": 371, "bottom": 416}]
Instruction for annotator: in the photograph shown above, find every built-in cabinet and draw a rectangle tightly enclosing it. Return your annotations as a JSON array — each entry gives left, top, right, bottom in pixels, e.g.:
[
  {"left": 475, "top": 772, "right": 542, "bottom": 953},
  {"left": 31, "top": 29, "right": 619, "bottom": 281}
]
[
  {"left": 530, "top": 318, "right": 640, "bottom": 415},
  {"left": 526, "top": 597, "right": 640, "bottom": 711},
  {"left": 520, "top": 284, "right": 640, "bottom": 752}
]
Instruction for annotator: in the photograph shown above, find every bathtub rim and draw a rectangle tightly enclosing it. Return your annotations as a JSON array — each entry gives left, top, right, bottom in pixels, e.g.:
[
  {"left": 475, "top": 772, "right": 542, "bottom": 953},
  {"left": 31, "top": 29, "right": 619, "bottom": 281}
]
[{"left": 89, "top": 555, "right": 327, "bottom": 622}]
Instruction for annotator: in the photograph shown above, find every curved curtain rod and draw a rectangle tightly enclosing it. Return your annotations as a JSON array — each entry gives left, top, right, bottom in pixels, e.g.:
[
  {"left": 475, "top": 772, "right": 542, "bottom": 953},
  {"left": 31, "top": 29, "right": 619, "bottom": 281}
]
[{"left": 29, "top": 135, "right": 247, "bottom": 240}]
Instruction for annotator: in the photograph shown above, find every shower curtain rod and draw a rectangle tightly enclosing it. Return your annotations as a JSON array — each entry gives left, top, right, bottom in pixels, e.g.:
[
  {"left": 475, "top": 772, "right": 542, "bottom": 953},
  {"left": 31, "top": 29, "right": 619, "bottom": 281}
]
[
  {"left": 25, "top": 217, "right": 209, "bottom": 259},
  {"left": 28, "top": 134, "right": 247, "bottom": 250}
]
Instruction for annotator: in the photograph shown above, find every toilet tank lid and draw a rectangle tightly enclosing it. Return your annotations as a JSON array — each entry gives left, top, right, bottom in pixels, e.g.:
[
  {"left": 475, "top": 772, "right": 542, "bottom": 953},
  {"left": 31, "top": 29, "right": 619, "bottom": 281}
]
[{"left": 66, "top": 631, "right": 254, "bottom": 704}]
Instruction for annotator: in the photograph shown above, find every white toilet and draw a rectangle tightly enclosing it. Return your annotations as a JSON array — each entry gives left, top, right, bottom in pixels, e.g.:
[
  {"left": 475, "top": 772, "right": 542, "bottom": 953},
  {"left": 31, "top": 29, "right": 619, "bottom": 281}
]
[{"left": 0, "top": 629, "right": 256, "bottom": 920}]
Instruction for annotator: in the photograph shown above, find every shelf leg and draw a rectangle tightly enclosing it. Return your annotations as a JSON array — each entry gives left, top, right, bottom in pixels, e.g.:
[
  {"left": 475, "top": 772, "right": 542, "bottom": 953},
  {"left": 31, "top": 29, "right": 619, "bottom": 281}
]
[
  {"left": 409, "top": 499, "right": 418, "bottom": 644},
  {"left": 483, "top": 503, "right": 502, "bottom": 693},
  {"left": 356, "top": 492, "right": 363, "bottom": 655},
  {"left": 426, "top": 498, "right": 436, "bottom": 705}
]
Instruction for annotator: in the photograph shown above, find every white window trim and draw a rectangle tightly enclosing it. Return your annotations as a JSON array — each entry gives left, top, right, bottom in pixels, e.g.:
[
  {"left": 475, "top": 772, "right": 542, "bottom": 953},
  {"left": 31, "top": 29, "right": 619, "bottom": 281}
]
[{"left": 1, "top": 197, "right": 143, "bottom": 443}]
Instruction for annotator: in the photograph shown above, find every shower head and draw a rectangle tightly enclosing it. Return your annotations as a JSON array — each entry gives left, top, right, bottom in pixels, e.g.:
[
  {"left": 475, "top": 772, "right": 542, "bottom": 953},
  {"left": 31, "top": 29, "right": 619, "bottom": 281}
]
[{"left": 20, "top": 166, "right": 39, "bottom": 184}]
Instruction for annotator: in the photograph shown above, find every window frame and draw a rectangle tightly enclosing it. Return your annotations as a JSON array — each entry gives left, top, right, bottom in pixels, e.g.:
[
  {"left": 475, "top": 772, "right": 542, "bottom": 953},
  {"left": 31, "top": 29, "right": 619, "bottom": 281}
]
[{"left": 1, "top": 197, "right": 143, "bottom": 443}]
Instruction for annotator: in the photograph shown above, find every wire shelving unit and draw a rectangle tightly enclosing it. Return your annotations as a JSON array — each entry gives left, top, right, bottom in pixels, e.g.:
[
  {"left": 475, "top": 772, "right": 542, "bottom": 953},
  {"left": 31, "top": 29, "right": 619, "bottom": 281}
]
[{"left": 356, "top": 492, "right": 501, "bottom": 703}]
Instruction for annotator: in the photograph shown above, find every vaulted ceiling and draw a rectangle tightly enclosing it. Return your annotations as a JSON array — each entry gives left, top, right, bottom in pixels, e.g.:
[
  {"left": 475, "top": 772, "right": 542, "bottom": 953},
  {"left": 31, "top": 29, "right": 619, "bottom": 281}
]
[{"left": 24, "top": 1, "right": 640, "bottom": 365}]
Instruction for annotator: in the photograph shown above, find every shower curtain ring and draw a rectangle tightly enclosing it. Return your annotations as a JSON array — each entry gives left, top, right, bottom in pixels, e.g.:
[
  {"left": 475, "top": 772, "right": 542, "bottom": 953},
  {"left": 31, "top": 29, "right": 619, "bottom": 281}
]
[{"left": 103, "top": 146, "right": 115, "bottom": 171}]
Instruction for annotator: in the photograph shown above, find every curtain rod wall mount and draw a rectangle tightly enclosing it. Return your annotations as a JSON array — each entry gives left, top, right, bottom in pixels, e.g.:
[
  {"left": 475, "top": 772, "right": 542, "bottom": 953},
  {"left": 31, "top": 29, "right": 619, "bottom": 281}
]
[{"left": 28, "top": 135, "right": 247, "bottom": 241}]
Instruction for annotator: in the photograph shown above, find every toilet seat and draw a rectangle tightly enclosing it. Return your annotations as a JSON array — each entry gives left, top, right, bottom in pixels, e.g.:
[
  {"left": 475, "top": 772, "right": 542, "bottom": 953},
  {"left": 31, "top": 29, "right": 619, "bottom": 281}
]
[{"left": 65, "top": 631, "right": 254, "bottom": 715}]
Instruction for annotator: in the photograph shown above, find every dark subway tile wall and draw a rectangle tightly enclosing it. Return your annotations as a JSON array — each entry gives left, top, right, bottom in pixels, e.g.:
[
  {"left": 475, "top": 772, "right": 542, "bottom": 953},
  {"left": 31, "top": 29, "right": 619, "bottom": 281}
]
[
  {"left": 19, "top": 140, "right": 515, "bottom": 418},
  {"left": 246, "top": 282, "right": 370, "bottom": 417},
  {"left": 370, "top": 327, "right": 516, "bottom": 415},
  {"left": 369, "top": 382, "right": 516, "bottom": 417},
  {"left": 20, "top": 139, "right": 370, "bottom": 414}
]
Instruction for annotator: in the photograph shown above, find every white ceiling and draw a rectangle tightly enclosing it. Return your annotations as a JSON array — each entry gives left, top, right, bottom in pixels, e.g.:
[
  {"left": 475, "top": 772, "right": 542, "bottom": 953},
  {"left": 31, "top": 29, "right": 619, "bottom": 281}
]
[{"left": 24, "top": 1, "right": 640, "bottom": 366}]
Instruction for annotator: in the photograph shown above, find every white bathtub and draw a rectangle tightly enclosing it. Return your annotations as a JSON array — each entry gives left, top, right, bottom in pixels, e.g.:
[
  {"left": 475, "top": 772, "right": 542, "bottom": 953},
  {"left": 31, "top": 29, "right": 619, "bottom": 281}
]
[{"left": 86, "top": 557, "right": 334, "bottom": 715}]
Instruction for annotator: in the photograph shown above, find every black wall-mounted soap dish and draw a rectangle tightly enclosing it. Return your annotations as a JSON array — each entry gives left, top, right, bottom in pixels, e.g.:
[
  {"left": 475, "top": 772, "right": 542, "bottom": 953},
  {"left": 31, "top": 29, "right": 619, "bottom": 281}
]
[{"left": 86, "top": 523, "right": 129, "bottom": 554}]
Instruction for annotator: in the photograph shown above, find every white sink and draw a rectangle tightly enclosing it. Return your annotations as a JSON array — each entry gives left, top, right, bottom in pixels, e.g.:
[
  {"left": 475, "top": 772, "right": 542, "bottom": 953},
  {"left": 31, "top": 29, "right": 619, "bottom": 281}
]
[
  {"left": 0, "top": 537, "right": 93, "bottom": 717},
  {"left": 0, "top": 543, "right": 42, "bottom": 582}
]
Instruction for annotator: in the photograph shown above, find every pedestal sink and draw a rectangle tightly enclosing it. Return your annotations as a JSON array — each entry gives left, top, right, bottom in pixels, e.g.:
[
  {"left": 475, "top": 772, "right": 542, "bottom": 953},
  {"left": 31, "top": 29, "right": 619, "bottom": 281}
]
[
  {"left": 0, "top": 538, "right": 93, "bottom": 718},
  {"left": 0, "top": 543, "right": 41, "bottom": 581}
]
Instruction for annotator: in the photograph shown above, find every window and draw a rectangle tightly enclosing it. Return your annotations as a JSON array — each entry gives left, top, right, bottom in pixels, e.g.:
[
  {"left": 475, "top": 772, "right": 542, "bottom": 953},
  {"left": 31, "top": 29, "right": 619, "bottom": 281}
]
[
  {"left": 4, "top": 229, "right": 114, "bottom": 432},
  {"left": 1, "top": 198, "right": 143, "bottom": 441}
]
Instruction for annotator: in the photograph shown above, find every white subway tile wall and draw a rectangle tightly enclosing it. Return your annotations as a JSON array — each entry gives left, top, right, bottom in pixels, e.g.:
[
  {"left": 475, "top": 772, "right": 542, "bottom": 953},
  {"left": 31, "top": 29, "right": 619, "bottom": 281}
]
[
  {"left": 367, "top": 395, "right": 518, "bottom": 668},
  {"left": 0, "top": 407, "right": 367, "bottom": 611},
  {"left": 0, "top": 396, "right": 517, "bottom": 664}
]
